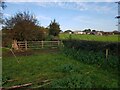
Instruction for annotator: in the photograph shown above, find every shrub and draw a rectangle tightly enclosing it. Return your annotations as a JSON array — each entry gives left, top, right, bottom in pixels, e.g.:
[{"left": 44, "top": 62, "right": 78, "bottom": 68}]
[
  {"left": 62, "top": 40, "right": 119, "bottom": 70},
  {"left": 62, "top": 40, "right": 120, "bottom": 55}
]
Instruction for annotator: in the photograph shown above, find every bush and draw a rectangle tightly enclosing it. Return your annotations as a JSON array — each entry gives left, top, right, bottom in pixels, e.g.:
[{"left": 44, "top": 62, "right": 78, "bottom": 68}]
[
  {"left": 62, "top": 47, "right": 119, "bottom": 70},
  {"left": 49, "top": 74, "right": 118, "bottom": 88},
  {"left": 62, "top": 40, "right": 120, "bottom": 55},
  {"left": 62, "top": 40, "right": 119, "bottom": 71}
]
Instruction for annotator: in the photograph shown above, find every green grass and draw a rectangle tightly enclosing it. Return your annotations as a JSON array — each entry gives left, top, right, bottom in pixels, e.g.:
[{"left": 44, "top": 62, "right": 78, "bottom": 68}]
[
  {"left": 2, "top": 48, "right": 118, "bottom": 88},
  {"left": 59, "top": 33, "right": 119, "bottom": 42}
]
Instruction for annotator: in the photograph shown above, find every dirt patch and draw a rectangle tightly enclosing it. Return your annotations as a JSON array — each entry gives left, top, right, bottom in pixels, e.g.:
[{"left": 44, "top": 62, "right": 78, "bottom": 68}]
[
  {"left": 34, "top": 48, "right": 60, "bottom": 54},
  {"left": 2, "top": 48, "right": 60, "bottom": 57}
]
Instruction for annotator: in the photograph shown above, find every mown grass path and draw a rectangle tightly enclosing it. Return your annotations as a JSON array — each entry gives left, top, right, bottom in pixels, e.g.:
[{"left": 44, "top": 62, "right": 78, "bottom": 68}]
[{"left": 2, "top": 48, "right": 118, "bottom": 88}]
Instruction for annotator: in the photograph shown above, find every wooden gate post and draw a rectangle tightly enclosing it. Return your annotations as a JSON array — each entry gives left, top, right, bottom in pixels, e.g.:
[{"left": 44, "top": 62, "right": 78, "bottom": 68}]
[
  {"left": 58, "top": 41, "right": 60, "bottom": 46},
  {"left": 12, "top": 40, "right": 19, "bottom": 50},
  {"left": 25, "top": 41, "right": 27, "bottom": 50},
  {"left": 106, "top": 48, "right": 108, "bottom": 59}
]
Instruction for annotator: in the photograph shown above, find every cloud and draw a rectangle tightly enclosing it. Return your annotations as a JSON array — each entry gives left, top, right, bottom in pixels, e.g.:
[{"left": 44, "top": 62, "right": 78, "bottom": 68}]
[
  {"left": 35, "top": 2, "right": 116, "bottom": 14},
  {"left": 35, "top": 2, "right": 87, "bottom": 11},
  {"left": 4, "top": 13, "right": 11, "bottom": 17},
  {"left": 5, "top": 0, "right": 119, "bottom": 2},
  {"left": 5, "top": 0, "right": 117, "bottom": 14},
  {"left": 36, "top": 15, "right": 51, "bottom": 20},
  {"left": 89, "top": 2, "right": 116, "bottom": 14}
]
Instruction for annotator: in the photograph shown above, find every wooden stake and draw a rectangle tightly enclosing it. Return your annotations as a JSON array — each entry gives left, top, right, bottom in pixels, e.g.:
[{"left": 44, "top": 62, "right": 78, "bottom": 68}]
[
  {"left": 3, "top": 47, "right": 20, "bottom": 64},
  {"left": 10, "top": 49, "right": 19, "bottom": 63},
  {"left": 106, "top": 49, "right": 108, "bottom": 59},
  {"left": 41, "top": 41, "right": 43, "bottom": 48},
  {"left": 25, "top": 40, "right": 27, "bottom": 50},
  {"left": 7, "top": 83, "right": 32, "bottom": 89}
]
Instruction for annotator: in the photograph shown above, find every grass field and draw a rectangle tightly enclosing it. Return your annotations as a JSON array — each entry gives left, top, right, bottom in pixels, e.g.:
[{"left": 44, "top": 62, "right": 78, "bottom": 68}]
[
  {"left": 59, "top": 34, "right": 119, "bottom": 42},
  {"left": 2, "top": 48, "right": 118, "bottom": 88}
]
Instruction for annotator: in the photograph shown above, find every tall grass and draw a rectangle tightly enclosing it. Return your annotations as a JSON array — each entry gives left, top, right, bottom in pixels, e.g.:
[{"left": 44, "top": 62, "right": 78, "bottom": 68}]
[
  {"left": 62, "top": 47, "right": 119, "bottom": 71},
  {"left": 2, "top": 48, "right": 119, "bottom": 88}
]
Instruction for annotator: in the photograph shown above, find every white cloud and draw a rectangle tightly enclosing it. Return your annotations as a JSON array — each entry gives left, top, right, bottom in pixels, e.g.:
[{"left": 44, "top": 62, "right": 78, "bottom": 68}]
[
  {"left": 35, "top": 2, "right": 116, "bottom": 14},
  {"left": 36, "top": 15, "right": 51, "bottom": 20},
  {"left": 89, "top": 2, "right": 116, "bottom": 14},
  {"left": 35, "top": 2, "right": 87, "bottom": 11},
  {"left": 3, "top": 13, "right": 11, "bottom": 18},
  {"left": 5, "top": 0, "right": 119, "bottom": 2}
]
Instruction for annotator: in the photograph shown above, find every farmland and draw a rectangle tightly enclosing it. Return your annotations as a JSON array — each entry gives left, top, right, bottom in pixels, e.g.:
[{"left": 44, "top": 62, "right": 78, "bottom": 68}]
[
  {"left": 2, "top": 48, "right": 119, "bottom": 88},
  {"left": 1, "top": 1, "right": 119, "bottom": 89},
  {"left": 2, "top": 34, "right": 119, "bottom": 88},
  {"left": 59, "top": 34, "right": 119, "bottom": 42}
]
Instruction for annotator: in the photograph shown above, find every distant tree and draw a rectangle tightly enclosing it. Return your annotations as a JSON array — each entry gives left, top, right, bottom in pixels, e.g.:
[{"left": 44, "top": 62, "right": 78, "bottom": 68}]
[
  {"left": 0, "top": 1, "right": 7, "bottom": 24},
  {"left": 92, "top": 30, "right": 96, "bottom": 32},
  {"left": 2, "top": 11, "right": 44, "bottom": 41},
  {"left": 83, "top": 29, "right": 91, "bottom": 32},
  {"left": 0, "top": 1, "right": 7, "bottom": 9},
  {"left": 64, "top": 30, "right": 73, "bottom": 33},
  {"left": 48, "top": 19, "right": 60, "bottom": 36},
  {"left": 113, "top": 30, "right": 120, "bottom": 35}
]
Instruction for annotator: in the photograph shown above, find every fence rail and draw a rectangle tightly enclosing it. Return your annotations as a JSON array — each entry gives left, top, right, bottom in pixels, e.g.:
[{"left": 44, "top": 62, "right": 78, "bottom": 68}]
[{"left": 16, "top": 41, "right": 62, "bottom": 50}]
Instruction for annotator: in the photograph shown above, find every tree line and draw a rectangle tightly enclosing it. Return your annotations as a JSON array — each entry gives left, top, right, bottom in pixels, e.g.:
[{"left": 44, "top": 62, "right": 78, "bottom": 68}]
[{"left": 2, "top": 11, "right": 61, "bottom": 47}]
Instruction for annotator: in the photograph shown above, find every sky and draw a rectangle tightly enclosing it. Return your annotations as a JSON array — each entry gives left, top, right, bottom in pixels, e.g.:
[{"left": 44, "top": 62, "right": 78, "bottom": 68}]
[{"left": 1, "top": 0, "right": 119, "bottom": 32}]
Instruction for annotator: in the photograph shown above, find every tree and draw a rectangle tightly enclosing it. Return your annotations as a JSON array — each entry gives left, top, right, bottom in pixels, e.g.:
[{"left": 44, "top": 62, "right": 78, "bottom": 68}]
[
  {"left": 113, "top": 30, "right": 120, "bottom": 35},
  {"left": 0, "top": 1, "right": 6, "bottom": 9},
  {"left": 3, "top": 11, "right": 43, "bottom": 41},
  {"left": 92, "top": 30, "right": 96, "bottom": 32},
  {"left": 0, "top": 1, "right": 7, "bottom": 24},
  {"left": 64, "top": 30, "right": 73, "bottom": 33},
  {"left": 48, "top": 19, "right": 60, "bottom": 36},
  {"left": 83, "top": 29, "right": 91, "bottom": 32}
]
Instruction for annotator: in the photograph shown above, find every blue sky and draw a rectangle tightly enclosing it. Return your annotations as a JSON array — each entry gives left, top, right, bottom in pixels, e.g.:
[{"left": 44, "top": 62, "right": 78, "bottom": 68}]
[{"left": 2, "top": 1, "right": 118, "bottom": 31}]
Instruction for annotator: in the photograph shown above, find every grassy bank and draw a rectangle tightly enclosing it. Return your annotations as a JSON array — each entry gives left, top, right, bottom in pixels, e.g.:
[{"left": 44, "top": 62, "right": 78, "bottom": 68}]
[{"left": 2, "top": 48, "right": 118, "bottom": 88}]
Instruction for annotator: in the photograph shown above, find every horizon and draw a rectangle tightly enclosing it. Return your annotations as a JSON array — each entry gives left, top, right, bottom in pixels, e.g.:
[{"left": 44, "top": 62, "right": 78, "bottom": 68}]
[{"left": 1, "top": 1, "right": 118, "bottom": 32}]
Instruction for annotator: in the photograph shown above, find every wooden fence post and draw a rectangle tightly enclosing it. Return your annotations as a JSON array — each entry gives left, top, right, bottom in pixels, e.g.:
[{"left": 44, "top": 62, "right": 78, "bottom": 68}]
[
  {"left": 41, "top": 41, "right": 43, "bottom": 48},
  {"left": 106, "top": 48, "right": 108, "bottom": 59},
  {"left": 58, "top": 41, "right": 60, "bottom": 46},
  {"left": 25, "top": 41, "right": 27, "bottom": 50}
]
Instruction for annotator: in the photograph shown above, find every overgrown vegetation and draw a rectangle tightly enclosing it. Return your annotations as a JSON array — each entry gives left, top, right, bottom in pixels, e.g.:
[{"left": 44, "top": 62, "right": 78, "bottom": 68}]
[
  {"left": 2, "top": 48, "right": 119, "bottom": 88},
  {"left": 62, "top": 47, "right": 118, "bottom": 71},
  {"left": 62, "top": 40, "right": 119, "bottom": 70},
  {"left": 63, "top": 40, "right": 120, "bottom": 55}
]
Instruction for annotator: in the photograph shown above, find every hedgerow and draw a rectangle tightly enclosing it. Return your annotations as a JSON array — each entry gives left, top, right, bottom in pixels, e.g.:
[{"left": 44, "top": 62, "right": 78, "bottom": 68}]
[{"left": 62, "top": 40, "right": 119, "bottom": 70}]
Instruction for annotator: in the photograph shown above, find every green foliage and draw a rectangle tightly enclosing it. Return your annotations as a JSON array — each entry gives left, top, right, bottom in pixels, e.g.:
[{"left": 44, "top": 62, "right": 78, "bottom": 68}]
[
  {"left": 62, "top": 40, "right": 119, "bottom": 71},
  {"left": 45, "top": 35, "right": 55, "bottom": 41},
  {"left": 2, "top": 48, "right": 118, "bottom": 88},
  {"left": 62, "top": 47, "right": 119, "bottom": 71},
  {"left": 2, "top": 11, "right": 46, "bottom": 41},
  {"left": 83, "top": 28, "right": 91, "bottom": 32},
  {"left": 49, "top": 19, "right": 60, "bottom": 37},
  {"left": 50, "top": 75, "right": 93, "bottom": 88},
  {"left": 49, "top": 73, "right": 118, "bottom": 88},
  {"left": 63, "top": 40, "right": 120, "bottom": 55},
  {"left": 53, "top": 64, "right": 80, "bottom": 73}
]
